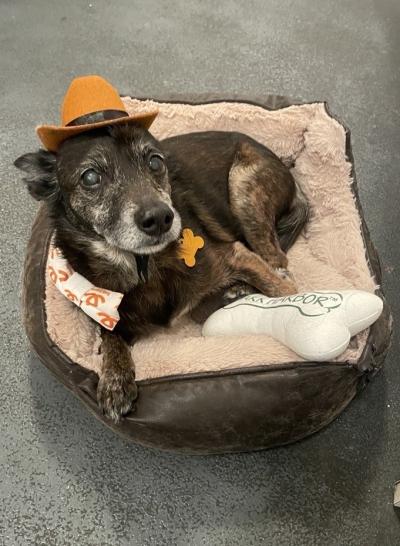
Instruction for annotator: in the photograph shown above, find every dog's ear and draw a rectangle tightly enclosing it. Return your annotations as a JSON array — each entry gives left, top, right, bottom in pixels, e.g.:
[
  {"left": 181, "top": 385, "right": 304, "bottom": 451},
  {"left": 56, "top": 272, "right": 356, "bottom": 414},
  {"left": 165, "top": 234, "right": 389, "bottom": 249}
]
[{"left": 14, "top": 150, "right": 58, "bottom": 201}]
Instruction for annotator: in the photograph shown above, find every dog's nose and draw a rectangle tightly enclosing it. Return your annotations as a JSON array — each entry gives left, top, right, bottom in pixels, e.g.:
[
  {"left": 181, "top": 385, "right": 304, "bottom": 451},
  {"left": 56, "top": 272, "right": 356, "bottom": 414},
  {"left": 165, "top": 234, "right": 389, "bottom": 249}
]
[{"left": 135, "top": 203, "right": 174, "bottom": 236}]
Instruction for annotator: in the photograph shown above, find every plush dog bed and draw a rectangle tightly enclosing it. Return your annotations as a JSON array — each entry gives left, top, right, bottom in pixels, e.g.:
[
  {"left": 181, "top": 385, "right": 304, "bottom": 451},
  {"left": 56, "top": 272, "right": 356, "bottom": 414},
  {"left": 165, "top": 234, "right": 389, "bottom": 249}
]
[{"left": 23, "top": 94, "right": 392, "bottom": 454}]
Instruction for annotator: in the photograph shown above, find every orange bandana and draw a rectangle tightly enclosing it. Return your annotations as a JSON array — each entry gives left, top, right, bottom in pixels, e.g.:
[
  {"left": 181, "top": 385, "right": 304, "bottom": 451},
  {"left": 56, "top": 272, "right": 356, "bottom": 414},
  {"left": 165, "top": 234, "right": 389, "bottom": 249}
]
[{"left": 48, "top": 244, "right": 123, "bottom": 331}]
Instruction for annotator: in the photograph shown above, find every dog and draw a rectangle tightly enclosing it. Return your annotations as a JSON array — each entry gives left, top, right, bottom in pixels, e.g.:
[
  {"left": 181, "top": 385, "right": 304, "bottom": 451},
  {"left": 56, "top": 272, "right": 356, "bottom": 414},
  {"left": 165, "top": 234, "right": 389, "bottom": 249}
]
[{"left": 15, "top": 124, "right": 309, "bottom": 421}]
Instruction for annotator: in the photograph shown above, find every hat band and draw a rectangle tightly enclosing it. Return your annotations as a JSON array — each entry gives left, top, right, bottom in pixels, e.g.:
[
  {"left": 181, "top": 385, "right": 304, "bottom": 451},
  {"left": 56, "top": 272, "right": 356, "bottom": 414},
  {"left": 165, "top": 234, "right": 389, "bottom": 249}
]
[{"left": 66, "top": 109, "right": 129, "bottom": 127}]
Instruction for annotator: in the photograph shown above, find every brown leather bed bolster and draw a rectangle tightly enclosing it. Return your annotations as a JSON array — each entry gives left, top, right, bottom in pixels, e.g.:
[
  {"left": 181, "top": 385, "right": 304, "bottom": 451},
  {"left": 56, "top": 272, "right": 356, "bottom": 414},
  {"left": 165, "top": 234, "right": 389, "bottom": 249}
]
[{"left": 75, "top": 362, "right": 361, "bottom": 454}]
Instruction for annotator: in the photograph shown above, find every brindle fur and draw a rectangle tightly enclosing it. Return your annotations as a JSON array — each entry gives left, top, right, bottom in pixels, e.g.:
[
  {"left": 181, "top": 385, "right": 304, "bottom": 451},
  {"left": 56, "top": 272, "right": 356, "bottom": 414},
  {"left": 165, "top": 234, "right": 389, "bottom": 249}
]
[{"left": 15, "top": 124, "right": 309, "bottom": 422}]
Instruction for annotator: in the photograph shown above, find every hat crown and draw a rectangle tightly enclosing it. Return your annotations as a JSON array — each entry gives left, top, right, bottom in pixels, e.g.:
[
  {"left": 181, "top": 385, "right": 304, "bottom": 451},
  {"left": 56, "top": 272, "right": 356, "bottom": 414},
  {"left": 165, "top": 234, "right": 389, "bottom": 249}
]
[
  {"left": 61, "top": 75, "right": 127, "bottom": 127},
  {"left": 36, "top": 75, "right": 158, "bottom": 152}
]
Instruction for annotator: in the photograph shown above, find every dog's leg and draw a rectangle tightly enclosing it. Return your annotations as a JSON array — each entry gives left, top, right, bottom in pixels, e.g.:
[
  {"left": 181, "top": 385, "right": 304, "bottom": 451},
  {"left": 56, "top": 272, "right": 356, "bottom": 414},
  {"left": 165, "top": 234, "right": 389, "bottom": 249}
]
[
  {"left": 229, "top": 141, "right": 294, "bottom": 270},
  {"left": 229, "top": 242, "right": 297, "bottom": 296},
  {"left": 97, "top": 330, "right": 138, "bottom": 422}
]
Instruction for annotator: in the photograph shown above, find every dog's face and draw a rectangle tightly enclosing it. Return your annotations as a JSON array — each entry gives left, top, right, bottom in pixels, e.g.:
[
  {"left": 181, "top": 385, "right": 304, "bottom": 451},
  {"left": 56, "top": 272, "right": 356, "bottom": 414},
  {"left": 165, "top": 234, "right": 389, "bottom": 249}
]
[{"left": 14, "top": 125, "right": 182, "bottom": 255}]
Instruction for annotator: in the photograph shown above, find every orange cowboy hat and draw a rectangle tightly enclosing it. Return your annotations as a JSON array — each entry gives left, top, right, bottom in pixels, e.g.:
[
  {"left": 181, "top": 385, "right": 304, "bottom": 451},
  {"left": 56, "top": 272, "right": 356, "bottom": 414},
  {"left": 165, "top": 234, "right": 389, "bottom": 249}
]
[{"left": 36, "top": 75, "right": 158, "bottom": 152}]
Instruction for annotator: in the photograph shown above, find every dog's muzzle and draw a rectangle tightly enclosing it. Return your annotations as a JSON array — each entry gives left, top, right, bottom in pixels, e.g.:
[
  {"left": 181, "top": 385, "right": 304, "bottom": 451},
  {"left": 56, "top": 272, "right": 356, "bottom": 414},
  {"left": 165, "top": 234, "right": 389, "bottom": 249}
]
[{"left": 134, "top": 202, "right": 174, "bottom": 237}]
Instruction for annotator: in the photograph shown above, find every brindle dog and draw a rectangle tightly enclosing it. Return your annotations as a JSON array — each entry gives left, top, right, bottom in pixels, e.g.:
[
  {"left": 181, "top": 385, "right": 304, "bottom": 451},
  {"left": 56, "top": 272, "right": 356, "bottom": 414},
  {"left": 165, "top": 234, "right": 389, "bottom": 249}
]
[{"left": 15, "top": 125, "right": 309, "bottom": 421}]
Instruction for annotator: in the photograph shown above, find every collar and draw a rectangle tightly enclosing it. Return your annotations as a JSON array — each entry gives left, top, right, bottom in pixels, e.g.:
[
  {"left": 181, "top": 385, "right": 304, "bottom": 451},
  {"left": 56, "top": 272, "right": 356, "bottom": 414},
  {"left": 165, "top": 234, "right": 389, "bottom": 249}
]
[{"left": 135, "top": 254, "right": 149, "bottom": 283}]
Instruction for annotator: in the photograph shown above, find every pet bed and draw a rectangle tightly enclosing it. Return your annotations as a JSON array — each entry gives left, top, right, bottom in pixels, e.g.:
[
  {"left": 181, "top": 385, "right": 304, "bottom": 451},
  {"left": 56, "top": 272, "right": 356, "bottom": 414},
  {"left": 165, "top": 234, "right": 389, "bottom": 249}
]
[{"left": 23, "top": 94, "right": 392, "bottom": 454}]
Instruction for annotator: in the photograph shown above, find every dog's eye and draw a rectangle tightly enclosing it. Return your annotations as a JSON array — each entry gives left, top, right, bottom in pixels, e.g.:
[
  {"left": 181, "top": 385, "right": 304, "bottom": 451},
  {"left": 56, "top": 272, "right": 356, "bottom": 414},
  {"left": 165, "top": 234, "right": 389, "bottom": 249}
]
[
  {"left": 81, "top": 169, "right": 100, "bottom": 188},
  {"left": 148, "top": 154, "right": 164, "bottom": 173}
]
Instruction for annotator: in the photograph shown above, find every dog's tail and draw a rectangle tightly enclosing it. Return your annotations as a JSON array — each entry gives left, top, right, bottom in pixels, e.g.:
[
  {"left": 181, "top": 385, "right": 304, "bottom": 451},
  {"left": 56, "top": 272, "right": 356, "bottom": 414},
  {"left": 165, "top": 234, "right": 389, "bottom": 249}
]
[{"left": 277, "top": 182, "right": 310, "bottom": 252}]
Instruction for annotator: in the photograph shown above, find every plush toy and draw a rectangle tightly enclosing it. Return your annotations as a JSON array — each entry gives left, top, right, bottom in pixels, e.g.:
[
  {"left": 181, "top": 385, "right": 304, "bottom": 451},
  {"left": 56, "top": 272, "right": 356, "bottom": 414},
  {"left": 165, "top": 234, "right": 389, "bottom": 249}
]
[{"left": 202, "top": 290, "right": 383, "bottom": 361}]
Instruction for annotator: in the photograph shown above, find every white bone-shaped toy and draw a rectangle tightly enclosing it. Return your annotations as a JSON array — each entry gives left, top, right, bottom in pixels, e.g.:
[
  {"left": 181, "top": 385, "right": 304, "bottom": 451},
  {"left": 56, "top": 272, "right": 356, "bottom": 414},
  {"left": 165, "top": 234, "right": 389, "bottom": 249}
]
[{"left": 202, "top": 290, "right": 383, "bottom": 361}]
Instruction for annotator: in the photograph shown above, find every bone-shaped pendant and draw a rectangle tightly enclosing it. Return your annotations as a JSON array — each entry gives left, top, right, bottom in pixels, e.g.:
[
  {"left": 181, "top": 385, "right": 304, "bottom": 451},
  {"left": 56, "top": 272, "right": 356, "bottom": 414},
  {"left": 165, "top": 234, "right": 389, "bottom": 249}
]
[{"left": 177, "top": 228, "right": 205, "bottom": 267}]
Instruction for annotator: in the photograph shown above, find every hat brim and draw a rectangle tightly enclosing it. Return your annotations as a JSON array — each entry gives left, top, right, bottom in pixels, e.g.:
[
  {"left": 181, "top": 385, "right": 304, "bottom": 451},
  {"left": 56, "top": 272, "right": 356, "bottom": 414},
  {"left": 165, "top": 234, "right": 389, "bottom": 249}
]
[{"left": 36, "top": 111, "right": 158, "bottom": 152}]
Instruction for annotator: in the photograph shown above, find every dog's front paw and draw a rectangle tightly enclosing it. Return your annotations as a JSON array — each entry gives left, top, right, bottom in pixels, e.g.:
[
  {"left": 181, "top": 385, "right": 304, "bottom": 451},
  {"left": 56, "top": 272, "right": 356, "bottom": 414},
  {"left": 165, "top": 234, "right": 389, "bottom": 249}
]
[{"left": 97, "top": 367, "right": 138, "bottom": 423}]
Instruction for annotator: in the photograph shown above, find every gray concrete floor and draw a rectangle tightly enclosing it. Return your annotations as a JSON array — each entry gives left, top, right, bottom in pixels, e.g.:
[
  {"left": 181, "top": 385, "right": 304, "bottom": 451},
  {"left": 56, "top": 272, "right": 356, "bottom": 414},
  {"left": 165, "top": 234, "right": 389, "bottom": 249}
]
[{"left": 1, "top": 0, "right": 399, "bottom": 544}]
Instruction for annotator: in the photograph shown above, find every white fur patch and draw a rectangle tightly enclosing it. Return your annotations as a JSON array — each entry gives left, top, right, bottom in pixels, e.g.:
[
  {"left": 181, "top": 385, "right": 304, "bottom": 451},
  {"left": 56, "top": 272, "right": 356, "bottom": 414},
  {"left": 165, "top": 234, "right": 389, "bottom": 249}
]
[
  {"left": 90, "top": 240, "right": 135, "bottom": 271},
  {"left": 108, "top": 203, "right": 182, "bottom": 254},
  {"left": 132, "top": 209, "right": 182, "bottom": 255}
]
